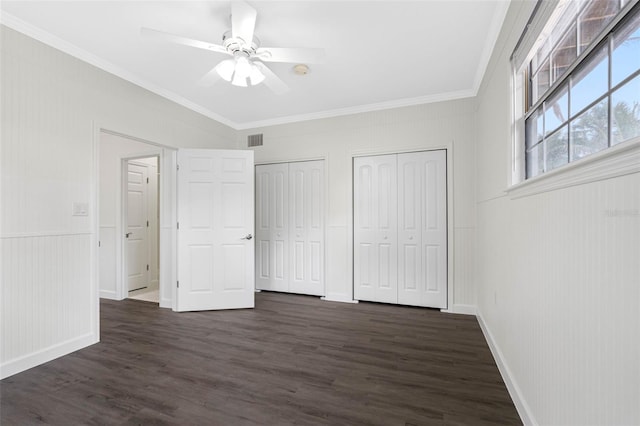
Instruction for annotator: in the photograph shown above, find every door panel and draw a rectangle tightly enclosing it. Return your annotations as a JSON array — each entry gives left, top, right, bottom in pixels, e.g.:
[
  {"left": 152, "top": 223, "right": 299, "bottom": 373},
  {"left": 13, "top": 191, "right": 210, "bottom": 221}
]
[
  {"left": 397, "top": 150, "right": 447, "bottom": 308},
  {"left": 255, "top": 163, "right": 289, "bottom": 292},
  {"left": 177, "top": 149, "right": 254, "bottom": 311},
  {"left": 353, "top": 155, "right": 398, "bottom": 303},
  {"left": 356, "top": 151, "right": 447, "bottom": 309},
  {"left": 288, "top": 160, "right": 324, "bottom": 296},
  {"left": 397, "top": 154, "right": 422, "bottom": 304},
  {"left": 127, "top": 163, "right": 148, "bottom": 292},
  {"left": 420, "top": 152, "right": 447, "bottom": 308}
]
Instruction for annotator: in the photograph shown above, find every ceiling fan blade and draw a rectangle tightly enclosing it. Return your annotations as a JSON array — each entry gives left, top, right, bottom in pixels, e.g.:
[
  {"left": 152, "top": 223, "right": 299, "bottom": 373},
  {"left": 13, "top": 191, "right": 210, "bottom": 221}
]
[
  {"left": 141, "top": 27, "right": 229, "bottom": 55},
  {"left": 253, "top": 61, "right": 289, "bottom": 95},
  {"left": 232, "top": 1, "right": 257, "bottom": 46},
  {"left": 197, "top": 63, "right": 226, "bottom": 87},
  {"left": 255, "top": 47, "right": 325, "bottom": 64}
]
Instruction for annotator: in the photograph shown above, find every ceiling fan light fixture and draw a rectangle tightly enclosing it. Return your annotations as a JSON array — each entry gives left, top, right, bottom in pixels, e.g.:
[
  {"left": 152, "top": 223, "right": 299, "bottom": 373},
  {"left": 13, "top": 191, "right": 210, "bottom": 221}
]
[
  {"left": 216, "top": 59, "right": 235, "bottom": 82},
  {"left": 231, "top": 72, "right": 248, "bottom": 87},
  {"left": 234, "top": 56, "right": 252, "bottom": 79}
]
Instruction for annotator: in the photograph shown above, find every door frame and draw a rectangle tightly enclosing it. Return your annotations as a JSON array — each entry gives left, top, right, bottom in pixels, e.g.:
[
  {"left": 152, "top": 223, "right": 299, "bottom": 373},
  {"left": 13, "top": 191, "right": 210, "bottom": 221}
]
[
  {"left": 349, "top": 145, "right": 454, "bottom": 312},
  {"left": 94, "top": 126, "right": 178, "bottom": 310}
]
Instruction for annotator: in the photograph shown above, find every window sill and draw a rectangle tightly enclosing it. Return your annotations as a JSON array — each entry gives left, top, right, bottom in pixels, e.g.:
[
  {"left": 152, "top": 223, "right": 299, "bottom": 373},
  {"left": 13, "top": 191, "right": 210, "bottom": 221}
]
[{"left": 506, "top": 137, "right": 640, "bottom": 199}]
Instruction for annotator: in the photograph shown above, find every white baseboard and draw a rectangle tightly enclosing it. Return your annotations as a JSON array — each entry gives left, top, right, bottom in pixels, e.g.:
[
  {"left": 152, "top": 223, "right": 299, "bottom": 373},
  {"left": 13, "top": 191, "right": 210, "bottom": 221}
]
[
  {"left": 99, "top": 290, "right": 119, "bottom": 300},
  {"left": 159, "top": 298, "right": 172, "bottom": 309},
  {"left": 476, "top": 309, "right": 536, "bottom": 426},
  {"left": 441, "top": 303, "right": 476, "bottom": 315},
  {"left": 321, "top": 294, "right": 359, "bottom": 304},
  {"left": 0, "top": 332, "right": 98, "bottom": 379}
]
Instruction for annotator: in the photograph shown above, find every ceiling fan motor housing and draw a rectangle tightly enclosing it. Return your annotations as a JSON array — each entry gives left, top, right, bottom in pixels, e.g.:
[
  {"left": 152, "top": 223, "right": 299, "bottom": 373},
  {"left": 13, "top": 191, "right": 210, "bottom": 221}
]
[{"left": 222, "top": 30, "right": 260, "bottom": 58}]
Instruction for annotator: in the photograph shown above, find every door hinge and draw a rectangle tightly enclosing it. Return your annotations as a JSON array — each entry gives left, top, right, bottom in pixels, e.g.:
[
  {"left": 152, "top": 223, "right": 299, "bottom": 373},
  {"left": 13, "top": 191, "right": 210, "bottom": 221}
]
[
  {"left": 146, "top": 264, "right": 149, "bottom": 271},
  {"left": 147, "top": 220, "right": 149, "bottom": 227},
  {"left": 98, "top": 241, "right": 101, "bottom": 247},
  {"left": 146, "top": 177, "right": 149, "bottom": 184},
  {"left": 177, "top": 222, "right": 180, "bottom": 230},
  {"left": 177, "top": 281, "right": 180, "bottom": 288},
  {"left": 177, "top": 164, "right": 180, "bottom": 171}
]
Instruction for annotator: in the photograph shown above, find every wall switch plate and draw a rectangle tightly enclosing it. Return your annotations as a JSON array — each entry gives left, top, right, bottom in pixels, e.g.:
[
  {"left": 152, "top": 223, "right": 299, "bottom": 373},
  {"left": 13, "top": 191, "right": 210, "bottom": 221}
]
[{"left": 72, "top": 202, "right": 89, "bottom": 216}]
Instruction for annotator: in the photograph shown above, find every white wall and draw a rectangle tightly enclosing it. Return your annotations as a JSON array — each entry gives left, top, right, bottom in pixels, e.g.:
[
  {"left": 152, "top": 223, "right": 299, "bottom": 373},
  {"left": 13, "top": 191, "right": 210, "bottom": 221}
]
[
  {"left": 0, "top": 26, "right": 236, "bottom": 379},
  {"left": 237, "top": 100, "right": 478, "bottom": 310},
  {"left": 474, "top": 2, "right": 640, "bottom": 425}
]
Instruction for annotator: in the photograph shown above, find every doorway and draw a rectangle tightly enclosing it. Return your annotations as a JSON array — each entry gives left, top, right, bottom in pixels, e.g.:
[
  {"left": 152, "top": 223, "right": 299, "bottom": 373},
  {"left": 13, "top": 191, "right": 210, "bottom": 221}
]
[
  {"left": 125, "top": 157, "right": 160, "bottom": 303},
  {"left": 97, "top": 130, "right": 177, "bottom": 309}
]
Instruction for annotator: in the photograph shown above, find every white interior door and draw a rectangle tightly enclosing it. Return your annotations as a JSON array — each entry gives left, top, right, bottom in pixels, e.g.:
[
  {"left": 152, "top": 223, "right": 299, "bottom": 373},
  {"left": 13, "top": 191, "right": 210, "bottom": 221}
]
[
  {"left": 177, "top": 149, "right": 254, "bottom": 312},
  {"left": 397, "top": 151, "right": 447, "bottom": 308},
  {"left": 126, "top": 162, "right": 149, "bottom": 292},
  {"left": 255, "top": 163, "right": 289, "bottom": 292},
  {"left": 354, "top": 151, "right": 447, "bottom": 309},
  {"left": 289, "top": 160, "right": 324, "bottom": 296},
  {"left": 353, "top": 155, "right": 398, "bottom": 303},
  {"left": 419, "top": 150, "right": 447, "bottom": 308}
]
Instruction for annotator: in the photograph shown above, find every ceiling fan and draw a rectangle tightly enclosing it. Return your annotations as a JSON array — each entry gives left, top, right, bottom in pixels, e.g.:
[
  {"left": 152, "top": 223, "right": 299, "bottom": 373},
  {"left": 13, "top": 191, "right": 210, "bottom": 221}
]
[{"left": 141, "top": 1, "right": 324, "bottom": 94}]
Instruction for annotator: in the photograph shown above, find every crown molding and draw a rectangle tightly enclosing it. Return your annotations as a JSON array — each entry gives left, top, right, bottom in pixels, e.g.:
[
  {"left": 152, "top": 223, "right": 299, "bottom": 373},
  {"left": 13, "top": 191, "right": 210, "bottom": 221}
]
[
  {"left": 472, "top": 0, "right": 511, "bottom": 94},
  {"left": 234, "top": 89, "right": 476, "bottom": 130},
  {"left": 0, "top": 12, "right": 238, "bottom": 129},
  {"left": 1, "top": 7, "right": 503, "bottom": 132}
]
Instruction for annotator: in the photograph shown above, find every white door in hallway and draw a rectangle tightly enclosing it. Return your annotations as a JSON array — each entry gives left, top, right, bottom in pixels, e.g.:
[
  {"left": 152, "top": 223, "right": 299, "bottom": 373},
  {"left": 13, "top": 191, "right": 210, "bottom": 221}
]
[
  {"left": 176, "top": 149, "right": 255, "bottom": 312},
  {"left": 353, "top": 154, "right": 398, "bottom": 303},
  {"left": 126, "top": 162, "right": 149, "bottom": 292},
  {"left": 354, "top": 150, "right": 447, "bottom": 309},
  {"left": 255, "top": 160, "right": 325, "bottom": 296}
]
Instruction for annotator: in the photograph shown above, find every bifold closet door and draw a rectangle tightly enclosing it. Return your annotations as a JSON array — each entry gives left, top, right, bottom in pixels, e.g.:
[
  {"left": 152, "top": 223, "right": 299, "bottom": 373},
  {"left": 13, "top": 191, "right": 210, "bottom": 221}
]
[
  {"left": 255, "top": 160, "right": 324, "bottom": 296},
  {"left": 397, "top": 151, "right": 447, "bottom": 308},
  {"left": 354, "top": 150, "right": 447, "bottom": 309},
  {"left": 255, "top": 163, "right": 289, "bottom": 292},
  {"left": 289, "top": 160, "right": 324, "bottom": 296},
  {"left": 353, "top": 154, "right": 398, "bottom": 303}
]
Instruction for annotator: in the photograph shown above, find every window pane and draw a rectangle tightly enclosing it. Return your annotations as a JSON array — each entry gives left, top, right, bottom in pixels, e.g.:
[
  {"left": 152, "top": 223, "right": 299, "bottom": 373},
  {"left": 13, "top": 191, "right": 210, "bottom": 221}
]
[
  {"left": 544, "top": 86, "right": 569, "bottom": 135},
  {"left": 612, "top": 73, "right": 640, "bottom": 145},
  {"left": 552, "top": 24, "right": 578, "bottom": 82},
  {"left": 612, "top": 10, "right": 640, "bottom": 87},
  {"left": 532, "top": 59, "right": 551, "bottom": 104},
  {"left": 570, "top": 45, "right": 608, "bottom": 116},
  {"left": 527, "top": 143, "right": 545, "bottom": 178},
  {"left": 579, "top": 0, "right": 620, "bottom": 53},
  {"left": 545, "top": 126, "right": 569, "bottom": 171},
  {"left": 570, "top": 98, "right": 609, "bottom": 160},
  {"left": 526, "top": 108, "right": 544, "bottom": 149}
]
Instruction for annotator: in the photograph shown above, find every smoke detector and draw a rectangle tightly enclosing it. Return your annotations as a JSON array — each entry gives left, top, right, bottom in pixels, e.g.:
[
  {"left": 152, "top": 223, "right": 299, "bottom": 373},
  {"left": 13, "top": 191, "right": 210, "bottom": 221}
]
[{"left": 293, "top": 64, "right": 309, "bottom": 75}]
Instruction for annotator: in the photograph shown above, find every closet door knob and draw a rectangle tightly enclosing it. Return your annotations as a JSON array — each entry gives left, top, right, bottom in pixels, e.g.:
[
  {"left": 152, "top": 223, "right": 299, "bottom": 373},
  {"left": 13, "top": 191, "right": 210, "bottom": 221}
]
[{"left": 242, "top": 234, "right": 253, "bottom": 240}]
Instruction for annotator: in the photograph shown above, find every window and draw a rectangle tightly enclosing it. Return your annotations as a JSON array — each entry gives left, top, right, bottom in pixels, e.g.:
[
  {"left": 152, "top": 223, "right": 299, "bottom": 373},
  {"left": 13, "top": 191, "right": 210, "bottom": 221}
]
[{"left": 516, "top": 0, "right": 640, "bottom": 181}]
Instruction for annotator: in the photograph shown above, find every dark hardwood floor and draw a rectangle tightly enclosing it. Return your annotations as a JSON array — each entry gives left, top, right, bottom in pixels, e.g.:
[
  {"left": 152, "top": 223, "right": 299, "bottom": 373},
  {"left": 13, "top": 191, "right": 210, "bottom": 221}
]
[{"left": 1, "top": 292, "right": 521, "bottom": 425}]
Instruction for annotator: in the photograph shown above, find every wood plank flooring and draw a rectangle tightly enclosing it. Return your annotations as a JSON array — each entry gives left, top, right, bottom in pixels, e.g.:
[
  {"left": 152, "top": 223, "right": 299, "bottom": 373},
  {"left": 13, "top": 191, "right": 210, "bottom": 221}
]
[{"left": 1, "top": 292, "right": 521, "bottom": 425}]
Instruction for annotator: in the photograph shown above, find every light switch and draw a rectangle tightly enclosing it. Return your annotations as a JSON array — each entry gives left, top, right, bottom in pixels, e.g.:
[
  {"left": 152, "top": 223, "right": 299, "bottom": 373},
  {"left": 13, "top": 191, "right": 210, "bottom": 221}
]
[{"left": 72, "top": 202, "right": 89, "bottom": 216}]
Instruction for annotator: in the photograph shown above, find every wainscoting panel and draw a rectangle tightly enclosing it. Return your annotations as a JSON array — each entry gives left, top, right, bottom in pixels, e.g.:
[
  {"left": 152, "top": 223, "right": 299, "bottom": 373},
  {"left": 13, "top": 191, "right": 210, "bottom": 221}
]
[{"left": 1, "top": 234, "right": 96, "bottom": 378}]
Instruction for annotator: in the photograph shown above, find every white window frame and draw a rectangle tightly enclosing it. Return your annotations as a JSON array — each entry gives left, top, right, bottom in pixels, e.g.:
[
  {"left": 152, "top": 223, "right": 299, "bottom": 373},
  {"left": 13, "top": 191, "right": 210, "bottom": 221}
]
[{"left": 508, "top": 0, "right": 640, "bottom": 198}]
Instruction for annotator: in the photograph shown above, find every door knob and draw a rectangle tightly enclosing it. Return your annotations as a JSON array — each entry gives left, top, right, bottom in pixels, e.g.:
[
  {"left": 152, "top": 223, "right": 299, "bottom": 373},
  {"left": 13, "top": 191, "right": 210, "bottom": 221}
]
[
  {"left": 243, "top": 234, "right": 253, "bottom": 240},
  {"left": 125, "top": 232, "right": 132, "bottom": 238}
]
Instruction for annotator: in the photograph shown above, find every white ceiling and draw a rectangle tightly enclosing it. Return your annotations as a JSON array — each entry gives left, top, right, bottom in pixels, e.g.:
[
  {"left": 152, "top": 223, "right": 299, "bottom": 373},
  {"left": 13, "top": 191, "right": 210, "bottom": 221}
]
[{"left": 1, "top": 1, "right": 510, "bottom": 129}]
